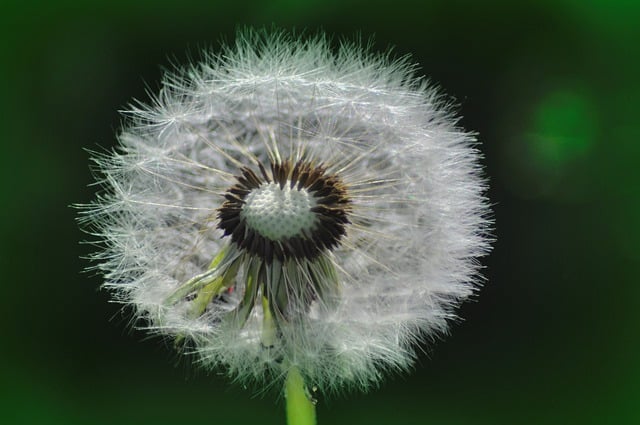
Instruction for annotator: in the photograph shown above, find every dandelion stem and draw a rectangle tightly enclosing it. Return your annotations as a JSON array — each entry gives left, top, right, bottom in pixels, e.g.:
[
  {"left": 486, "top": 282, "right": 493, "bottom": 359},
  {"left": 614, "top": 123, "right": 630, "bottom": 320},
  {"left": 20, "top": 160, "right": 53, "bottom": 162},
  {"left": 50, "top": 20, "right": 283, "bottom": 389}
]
[{"left": 285, "top": 366, "right": 316, "bottom": 425}]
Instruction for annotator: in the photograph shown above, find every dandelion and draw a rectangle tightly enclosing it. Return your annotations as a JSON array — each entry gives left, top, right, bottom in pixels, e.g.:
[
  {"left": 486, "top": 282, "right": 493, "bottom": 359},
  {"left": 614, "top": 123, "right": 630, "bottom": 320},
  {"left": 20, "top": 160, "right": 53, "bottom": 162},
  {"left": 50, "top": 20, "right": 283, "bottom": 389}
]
[{"left": 79, "top": 28, "right": 492, "bottom": 425}]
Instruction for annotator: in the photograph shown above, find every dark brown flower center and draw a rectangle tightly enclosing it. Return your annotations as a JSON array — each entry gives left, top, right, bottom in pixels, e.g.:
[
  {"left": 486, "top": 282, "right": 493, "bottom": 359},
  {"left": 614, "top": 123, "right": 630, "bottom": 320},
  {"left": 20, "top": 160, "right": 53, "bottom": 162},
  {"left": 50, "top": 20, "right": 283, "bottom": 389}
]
[{"left": 217, "top": 159, "right": 351, "bottom": 263}]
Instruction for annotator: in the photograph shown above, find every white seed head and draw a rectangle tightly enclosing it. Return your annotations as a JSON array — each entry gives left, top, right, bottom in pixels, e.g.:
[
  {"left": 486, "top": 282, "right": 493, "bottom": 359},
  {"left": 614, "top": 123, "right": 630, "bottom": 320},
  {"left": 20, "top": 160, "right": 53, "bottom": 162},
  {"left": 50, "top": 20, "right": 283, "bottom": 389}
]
[
  {"left": 242, "top": 183, "right": 317, "bottom": 241},
  {"left": 78, "top": 28, "right": 492, "bottom": 395}
]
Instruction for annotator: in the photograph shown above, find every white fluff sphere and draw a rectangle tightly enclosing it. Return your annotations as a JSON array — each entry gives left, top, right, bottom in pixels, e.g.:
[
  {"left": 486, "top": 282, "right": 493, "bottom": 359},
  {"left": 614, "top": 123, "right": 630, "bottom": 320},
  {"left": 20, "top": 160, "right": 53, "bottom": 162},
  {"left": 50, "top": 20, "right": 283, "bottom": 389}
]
[{"left": 81, "top": 29, "right": 492, "bottom": 394}]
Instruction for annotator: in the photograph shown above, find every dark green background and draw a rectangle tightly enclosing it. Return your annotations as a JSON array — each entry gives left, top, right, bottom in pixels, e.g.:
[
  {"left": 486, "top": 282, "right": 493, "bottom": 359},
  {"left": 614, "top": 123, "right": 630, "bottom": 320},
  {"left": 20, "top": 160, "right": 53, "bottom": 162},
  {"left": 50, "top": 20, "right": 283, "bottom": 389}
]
[{"left": 2, "top": 1, "right": 638, "bottom": 424}]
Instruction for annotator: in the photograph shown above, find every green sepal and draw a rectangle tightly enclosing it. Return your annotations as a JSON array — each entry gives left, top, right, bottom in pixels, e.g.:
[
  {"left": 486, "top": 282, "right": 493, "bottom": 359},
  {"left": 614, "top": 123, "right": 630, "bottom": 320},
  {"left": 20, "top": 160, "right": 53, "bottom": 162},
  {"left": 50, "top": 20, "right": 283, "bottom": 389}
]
[
  {"left": 226, "top": 258, "right": 260, "bottom": 328},
  {"left": 261, "top": 295, "right": 277, "bottom": 348},
  {"left": 164, "top": 245, "right": 233, "bottom": 306}
]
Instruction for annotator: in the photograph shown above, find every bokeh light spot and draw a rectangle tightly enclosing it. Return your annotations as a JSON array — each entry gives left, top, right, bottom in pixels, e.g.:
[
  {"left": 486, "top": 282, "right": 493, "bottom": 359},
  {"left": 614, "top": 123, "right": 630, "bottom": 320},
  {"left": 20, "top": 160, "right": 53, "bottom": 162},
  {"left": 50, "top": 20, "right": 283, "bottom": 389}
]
[{"left": 530, "top": 89, "right": 597, "bottom": 167}]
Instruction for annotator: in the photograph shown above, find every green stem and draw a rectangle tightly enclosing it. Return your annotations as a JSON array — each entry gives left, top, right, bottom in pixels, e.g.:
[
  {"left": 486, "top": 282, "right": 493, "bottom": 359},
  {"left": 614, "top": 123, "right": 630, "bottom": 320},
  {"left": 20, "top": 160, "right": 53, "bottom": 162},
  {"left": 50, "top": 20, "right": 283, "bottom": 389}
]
[{"left": 285, "top": 366, "right": 316, "bottom": 425}]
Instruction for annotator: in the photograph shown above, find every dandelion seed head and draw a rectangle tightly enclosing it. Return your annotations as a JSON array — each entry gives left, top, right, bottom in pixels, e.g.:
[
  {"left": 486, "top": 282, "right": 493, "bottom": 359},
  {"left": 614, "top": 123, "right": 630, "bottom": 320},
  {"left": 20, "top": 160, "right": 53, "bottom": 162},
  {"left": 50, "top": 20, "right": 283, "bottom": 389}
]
[
  {"left": 79, "top": 28, "right": 492, "bottom": 395},
  {"left": 243, "top": 183, "right": 315, "bottom": 237}
]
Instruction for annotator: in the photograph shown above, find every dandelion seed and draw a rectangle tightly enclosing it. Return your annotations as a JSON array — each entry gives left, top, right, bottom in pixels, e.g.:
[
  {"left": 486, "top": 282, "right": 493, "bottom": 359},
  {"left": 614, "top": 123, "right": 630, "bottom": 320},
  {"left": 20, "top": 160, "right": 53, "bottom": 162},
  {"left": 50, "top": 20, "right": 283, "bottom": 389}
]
[{"left": 78, "top": 28, "right": 492, "bottom": 424}]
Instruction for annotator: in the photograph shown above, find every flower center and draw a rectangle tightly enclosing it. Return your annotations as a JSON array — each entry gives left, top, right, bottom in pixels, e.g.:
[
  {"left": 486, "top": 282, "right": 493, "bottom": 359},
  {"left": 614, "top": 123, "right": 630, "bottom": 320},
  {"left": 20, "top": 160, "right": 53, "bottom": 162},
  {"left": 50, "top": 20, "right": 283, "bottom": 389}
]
[
  {"left": 217, "top": 159, "right": 351, "bottom": 262},
  {"left": 241, "top": 183, "right": 317, "bottom": 241}
]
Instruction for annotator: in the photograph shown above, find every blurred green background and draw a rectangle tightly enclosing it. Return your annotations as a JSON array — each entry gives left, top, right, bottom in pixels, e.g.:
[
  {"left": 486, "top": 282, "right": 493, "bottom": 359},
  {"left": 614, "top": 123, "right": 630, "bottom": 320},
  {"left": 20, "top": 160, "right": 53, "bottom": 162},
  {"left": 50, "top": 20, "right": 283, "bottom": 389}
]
[{"left": 1, "top": 0, "right": 638, "bottom": 424}]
